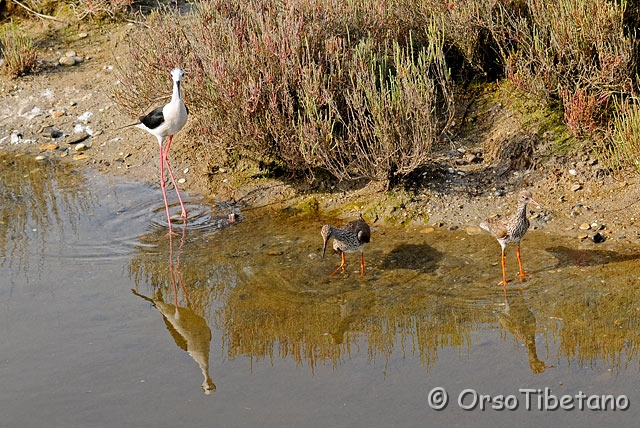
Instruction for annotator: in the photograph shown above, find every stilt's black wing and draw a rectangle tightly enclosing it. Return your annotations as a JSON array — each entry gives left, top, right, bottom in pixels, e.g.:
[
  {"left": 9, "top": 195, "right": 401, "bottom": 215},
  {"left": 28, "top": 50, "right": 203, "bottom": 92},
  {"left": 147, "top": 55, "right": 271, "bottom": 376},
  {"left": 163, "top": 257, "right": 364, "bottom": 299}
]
[{"left": 139, "top": 106, "right": 165, "bottom": 130}]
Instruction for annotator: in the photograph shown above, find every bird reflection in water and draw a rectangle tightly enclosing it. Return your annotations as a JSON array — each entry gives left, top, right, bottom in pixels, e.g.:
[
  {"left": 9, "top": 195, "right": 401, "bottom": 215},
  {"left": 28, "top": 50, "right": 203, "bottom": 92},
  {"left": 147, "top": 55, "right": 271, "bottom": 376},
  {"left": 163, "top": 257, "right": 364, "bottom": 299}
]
[
  {"left": 132, "top": 223, "right": 216, "bottom": 394},
  {"left": 499, "top": 289, "right": 550, "bottom": 375}
]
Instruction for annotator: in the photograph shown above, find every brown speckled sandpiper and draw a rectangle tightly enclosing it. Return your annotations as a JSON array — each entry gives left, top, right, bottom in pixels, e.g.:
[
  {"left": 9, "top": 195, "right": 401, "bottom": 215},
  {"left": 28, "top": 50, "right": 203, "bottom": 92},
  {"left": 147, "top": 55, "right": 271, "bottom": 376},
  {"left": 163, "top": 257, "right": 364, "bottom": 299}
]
[
  {"left": 480, "top": 190, "right": 540, "bottom": 287},
  {"left": 321, "top": 215, "right": 371, "bottom": 277}
]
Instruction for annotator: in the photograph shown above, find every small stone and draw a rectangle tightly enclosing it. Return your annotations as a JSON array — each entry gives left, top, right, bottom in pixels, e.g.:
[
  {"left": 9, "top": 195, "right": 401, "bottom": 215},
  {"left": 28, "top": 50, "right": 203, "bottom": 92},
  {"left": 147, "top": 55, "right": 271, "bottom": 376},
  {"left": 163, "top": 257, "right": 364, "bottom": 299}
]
[
  {"left": 52, "top": 111, "right": 65, "bottom": 118},
  {"left": 177, "top": 178, "right": 186, "bottom": 184},
  {"left": 78, "top": 32, "right": 88, "bottom": 39},
  {"left": 72, "top": 56, "right": 84, "bottom": 64},
  {"left": 592, "top": 232, "right": 606, "bottom": 243},
  {"left": 578, "top": 234, "right": 589, "bottom": 240},
  {"left": 73, "top": 154, "right": 89, "bottom": 161},
  {"left": 266, "top": 250, "right": 283, "bottom": 256},
  {"left": 569, "top": 169, "right": 577, "bottom": 175},
  {"left": 463, "top": 153, "right": 477, "bottom": 163},
  {"left": 579, "top": 223, "right": 591, "bottom": 230},
  {"left": 74, "top": 143, "right": 87, "bottom": 152},
  {"left": 571, "top": 184, "right": 582, "bottom": 192},
  {"left": 183, "top": 167, "right": 189, "bottom": 174},
  {"left": 35, "top": 155, "right": 45, "bottom": 161},
  {"left": 59, "top": 56, "right": 76, "bottom": 66},
  {"left": 65, "top": 50, "right": 77, "bottom": 57},
  {"left": 40, "top": 127, "right": 63, "bottom": 138},
  {"left": 39, "top": 143, "right": 58, "bottom": 150},
  {"left": 68, "top": 132, "right": 90, "bottom": 144},
  {"left": 420, "top": 227, "right": 435, "bottom": 234},
  {"left": 465, "top": 225, "right": 482, "bottom": 235}
]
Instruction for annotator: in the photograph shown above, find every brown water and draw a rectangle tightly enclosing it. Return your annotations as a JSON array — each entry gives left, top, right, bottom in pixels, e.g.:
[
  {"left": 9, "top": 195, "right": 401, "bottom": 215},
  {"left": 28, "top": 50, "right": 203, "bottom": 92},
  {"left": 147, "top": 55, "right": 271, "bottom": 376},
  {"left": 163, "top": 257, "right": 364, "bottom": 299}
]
[{"left": 1, "top": 152, "right": 638, "bottom": 427}]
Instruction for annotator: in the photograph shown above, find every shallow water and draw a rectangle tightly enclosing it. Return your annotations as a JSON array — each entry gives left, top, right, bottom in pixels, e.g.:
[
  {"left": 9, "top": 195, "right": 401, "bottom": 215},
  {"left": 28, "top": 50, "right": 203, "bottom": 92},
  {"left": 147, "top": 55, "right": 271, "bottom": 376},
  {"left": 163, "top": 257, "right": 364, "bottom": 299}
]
[{"left": 1, "top": 152, "right": 639, "bottom": 427}]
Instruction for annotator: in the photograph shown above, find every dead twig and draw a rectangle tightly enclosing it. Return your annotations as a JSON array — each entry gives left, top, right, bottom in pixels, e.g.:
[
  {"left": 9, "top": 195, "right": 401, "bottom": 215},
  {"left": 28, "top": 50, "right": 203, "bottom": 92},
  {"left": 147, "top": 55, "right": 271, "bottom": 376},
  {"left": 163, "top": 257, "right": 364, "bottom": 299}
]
[{"left": 11, "top": 0, "right": 65, "bottom": 22}]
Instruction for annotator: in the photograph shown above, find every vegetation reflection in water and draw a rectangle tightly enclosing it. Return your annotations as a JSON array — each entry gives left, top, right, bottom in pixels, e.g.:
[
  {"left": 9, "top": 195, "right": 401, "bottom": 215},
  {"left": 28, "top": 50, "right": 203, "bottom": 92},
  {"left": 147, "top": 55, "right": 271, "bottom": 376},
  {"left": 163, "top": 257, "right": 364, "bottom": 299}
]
[
  {"left": 0, "top": 152, "right": 95, "bottom": 275},
  {"left": 4, "top": 152, "right": 640, "bottom": 394},
  {"left": 128, "top": 201, "right": 640, "bottom": 388}
]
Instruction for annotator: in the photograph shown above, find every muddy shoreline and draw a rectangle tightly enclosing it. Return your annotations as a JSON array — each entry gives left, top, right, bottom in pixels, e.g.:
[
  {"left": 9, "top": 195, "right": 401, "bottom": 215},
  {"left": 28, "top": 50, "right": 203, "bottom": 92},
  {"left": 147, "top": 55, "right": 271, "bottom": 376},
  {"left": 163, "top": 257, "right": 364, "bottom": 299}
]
[{"left": 2, "top": 21, "right": 640, "bottom": 247}]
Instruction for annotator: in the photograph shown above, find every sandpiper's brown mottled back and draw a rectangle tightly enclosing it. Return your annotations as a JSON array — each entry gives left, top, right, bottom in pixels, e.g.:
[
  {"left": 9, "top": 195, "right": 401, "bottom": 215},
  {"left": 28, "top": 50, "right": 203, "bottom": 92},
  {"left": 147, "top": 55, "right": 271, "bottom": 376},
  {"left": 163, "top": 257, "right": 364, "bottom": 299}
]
[
  {"left": 321, "top": 215, "right": 371, "bottom": 277},
  {"left": 480, "top": 190, "right": 540, "bottom": 287}
]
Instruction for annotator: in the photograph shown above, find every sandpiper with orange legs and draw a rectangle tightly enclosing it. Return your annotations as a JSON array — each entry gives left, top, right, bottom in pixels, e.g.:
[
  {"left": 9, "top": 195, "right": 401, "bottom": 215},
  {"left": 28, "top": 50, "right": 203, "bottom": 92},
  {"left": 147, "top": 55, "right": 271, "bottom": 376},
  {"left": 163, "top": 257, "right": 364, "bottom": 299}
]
[{"left": 480, "top": 190, "right": 540, "bottom": 287}]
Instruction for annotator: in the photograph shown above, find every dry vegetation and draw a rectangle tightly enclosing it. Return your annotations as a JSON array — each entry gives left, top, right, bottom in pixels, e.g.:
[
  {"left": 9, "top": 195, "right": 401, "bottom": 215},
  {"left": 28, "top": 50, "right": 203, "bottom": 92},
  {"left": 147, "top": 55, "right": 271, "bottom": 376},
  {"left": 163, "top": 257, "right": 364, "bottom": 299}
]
[{"left": 3, "top": 0, "right": 640, "bottom": 184}]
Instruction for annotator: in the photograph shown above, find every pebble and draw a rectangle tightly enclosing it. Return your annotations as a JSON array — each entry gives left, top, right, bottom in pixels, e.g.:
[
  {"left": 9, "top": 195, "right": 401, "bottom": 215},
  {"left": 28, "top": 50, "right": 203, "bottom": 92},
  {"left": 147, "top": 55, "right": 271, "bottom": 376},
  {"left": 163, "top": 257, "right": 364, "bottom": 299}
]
[
  {"left": 39, "top": 143, "right": 58, "bottom": 150},
  {"left": 420, "top": 227, "right": 435, "bottom": 234},
  {"left": 35, "top": 155, "right": 45, "bottom": 161},
  {"left": 465, "top": 225, "right": 482, "bottom": 235},
  {"left": 74, "top": 143, "right": 87, "bottom": 152},
  {"left": 77, "top": 111, "right": 93, "bottom": 122},
  {"left": 569, "top": 169, "right": 577, "bottom": 175},
  {"left": 73, "top": 154, "right": 89, "bottom": 161},
  {"left": 58, "top": 51, "right": 83, "bottom": 67},
  {"left": 177, "top": 178, "right": 186, "bottom": 184},
  {"left": 68, "top": 132, "right": 90, "bottom": 144},
  {"left": 59, "top": 56, "right": 76, "bottom": 66},
  {"left": 592, "top": 232, "right": 606, "bottom": 243},
  {"left": 571, "top": 184, "right": 582, "bottom": 191},
  {"left": 40, "top": 127, "right": 63, "bottom": 138},
  {"left": 183, "top": 167, "right": 189, "bottom": 174},
  {"left": 579, "top": 223, "right": 590, "bottom": 230},
  {"left": 578, "top": 234, "right": 589, "bottom": 240}
]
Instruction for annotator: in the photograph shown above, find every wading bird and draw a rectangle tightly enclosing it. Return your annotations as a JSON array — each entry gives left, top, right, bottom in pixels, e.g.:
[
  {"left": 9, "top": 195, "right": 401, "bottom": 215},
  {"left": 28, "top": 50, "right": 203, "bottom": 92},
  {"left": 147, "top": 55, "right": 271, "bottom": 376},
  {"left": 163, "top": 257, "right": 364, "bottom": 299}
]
[
  {"left": 126, "top": 67, "right": 189, "bottom": 233},
  {"left": 480, "top": 190, "right": 540, "bottom": 287},
  {"left": 321, "top": 215, "right": 371, "bottom": 277}
]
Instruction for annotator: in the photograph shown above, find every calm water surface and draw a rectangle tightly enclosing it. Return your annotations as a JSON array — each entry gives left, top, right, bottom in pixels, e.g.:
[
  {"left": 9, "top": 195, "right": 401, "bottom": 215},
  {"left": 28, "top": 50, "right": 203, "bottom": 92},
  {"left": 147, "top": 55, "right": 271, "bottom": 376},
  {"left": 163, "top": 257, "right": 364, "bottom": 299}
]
[{"left": 1, "top": 152, "right": 639, "bottom": 427}]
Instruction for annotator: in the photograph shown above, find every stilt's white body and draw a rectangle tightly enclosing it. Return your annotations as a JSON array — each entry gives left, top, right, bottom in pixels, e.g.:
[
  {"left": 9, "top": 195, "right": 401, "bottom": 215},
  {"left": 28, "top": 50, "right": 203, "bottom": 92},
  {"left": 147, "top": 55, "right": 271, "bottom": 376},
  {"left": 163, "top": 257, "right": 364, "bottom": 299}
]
[{"left": 135, "top": 68, "right": 188, "bottom": 145}]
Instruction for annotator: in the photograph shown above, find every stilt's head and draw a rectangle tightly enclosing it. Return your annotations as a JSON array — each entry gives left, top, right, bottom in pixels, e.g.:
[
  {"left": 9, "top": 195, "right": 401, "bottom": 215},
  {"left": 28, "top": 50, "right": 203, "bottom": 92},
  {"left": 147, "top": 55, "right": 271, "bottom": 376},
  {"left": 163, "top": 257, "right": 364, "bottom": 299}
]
[
  {"left": 321, "top": 225, "right": 333, "bottom": 258},
  {"left": 171, "top": 67, "right": 185, "bottom": 83}
]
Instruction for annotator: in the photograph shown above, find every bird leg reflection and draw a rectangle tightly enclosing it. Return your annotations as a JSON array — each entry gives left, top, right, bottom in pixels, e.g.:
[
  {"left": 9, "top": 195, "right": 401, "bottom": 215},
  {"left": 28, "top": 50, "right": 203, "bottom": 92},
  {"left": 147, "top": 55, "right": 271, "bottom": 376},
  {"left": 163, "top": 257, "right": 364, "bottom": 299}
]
[
  {"left": 132, "top": 222, "right": 215, "bottom": 394},
  {"left": 500, "top": 290, "right": 550, "bottom": 374}
]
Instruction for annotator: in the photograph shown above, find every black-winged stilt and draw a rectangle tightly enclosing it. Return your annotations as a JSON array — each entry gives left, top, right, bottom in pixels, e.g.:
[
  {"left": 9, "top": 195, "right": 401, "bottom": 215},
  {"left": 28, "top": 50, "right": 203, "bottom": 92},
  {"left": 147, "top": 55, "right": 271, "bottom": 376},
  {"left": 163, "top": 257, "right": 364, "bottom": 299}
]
[{"left": 126, "top": 67, "right": 189, "bottom": 233}]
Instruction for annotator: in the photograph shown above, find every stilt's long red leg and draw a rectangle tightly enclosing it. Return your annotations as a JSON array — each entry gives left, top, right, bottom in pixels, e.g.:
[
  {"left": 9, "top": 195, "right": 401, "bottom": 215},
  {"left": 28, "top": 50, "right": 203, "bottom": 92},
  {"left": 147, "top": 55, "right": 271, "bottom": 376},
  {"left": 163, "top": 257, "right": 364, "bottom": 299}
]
[
  {"left": 159, "top": 143, "right": 173, "bottom": 235},
  {"left": 163, "top": 135, "right": 187, "bottom": 219},
  {"left": 360, "top": 251, "right": 365, "bottom": 277}
]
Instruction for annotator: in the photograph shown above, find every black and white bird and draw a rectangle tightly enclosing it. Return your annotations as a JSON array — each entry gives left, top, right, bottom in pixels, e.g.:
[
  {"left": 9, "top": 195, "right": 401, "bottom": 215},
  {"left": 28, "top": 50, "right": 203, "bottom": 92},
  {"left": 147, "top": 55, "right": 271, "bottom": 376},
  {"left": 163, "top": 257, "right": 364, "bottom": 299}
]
[{"left": 126, "top": 67, "right": 189, "bottom": 233}]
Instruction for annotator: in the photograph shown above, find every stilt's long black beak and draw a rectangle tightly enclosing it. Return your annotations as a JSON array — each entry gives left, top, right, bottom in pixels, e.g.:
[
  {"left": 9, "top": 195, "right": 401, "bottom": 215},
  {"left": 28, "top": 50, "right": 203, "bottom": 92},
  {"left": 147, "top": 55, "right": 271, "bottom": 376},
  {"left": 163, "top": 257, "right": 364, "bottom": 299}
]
[{"left": 322, "top": 238, "right": 328, "bottom": 259}]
